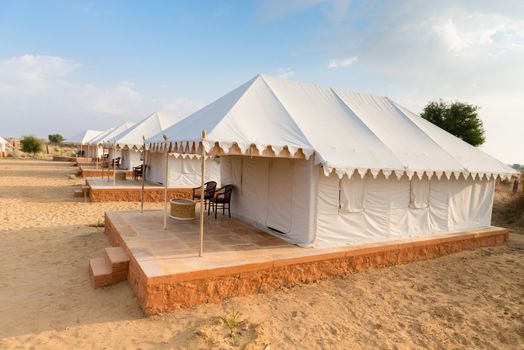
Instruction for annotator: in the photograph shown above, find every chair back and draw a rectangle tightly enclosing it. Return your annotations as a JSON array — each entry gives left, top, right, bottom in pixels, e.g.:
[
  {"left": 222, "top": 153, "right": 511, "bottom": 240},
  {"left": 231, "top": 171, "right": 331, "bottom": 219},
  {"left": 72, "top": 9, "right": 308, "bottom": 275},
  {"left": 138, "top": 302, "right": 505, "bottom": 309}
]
[
  {"left": 222, "top": 184, "right": 233, "bottom": 201},
  {"left": 205, "top": 181, "right": 217, "bottom": 193}
]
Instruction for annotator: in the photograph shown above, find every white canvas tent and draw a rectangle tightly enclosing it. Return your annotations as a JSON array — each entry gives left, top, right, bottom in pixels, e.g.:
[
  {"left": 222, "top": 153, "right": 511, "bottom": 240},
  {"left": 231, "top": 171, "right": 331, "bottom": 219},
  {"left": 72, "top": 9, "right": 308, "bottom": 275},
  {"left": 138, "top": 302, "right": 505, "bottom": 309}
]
[
  {"left": 149, "top": 74, "right": 517, "bottom": 247},
  {"left": 64, "top": 129, "right": 103, "bottom": 157},
  {"left": 0, "top": 136, "right": 7, "bottom": 155},
  {"left": 87, "top": 122, "right": 134, "bottom": 159},
  {"left": 103, "top": 112, "right": 186, "bottom": 170}
]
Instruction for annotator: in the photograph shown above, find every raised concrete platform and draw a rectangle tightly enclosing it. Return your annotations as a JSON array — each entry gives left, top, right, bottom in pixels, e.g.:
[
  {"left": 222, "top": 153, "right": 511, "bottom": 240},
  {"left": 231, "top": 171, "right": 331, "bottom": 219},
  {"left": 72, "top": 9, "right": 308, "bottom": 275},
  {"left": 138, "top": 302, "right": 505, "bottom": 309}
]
[
  {"left": 103, "top": 210, "right": 509, "bottom": 315},
  {"left": 53, "top": 156, "right": 94, "bottom": 162},
  {"left": 87, "top": 178, "right": 192, "bottom": 202},
  {"left": 80, "top": 166, "right": 132, "bottom": 179}
]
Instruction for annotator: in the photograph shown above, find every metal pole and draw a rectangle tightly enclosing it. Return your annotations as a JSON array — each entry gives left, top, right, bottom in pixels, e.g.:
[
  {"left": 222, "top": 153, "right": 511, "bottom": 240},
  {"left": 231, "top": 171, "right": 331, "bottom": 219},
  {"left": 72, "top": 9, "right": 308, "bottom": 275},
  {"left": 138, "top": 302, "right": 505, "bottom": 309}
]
[
  {"left": 163, "top": 134, "right": 169, "bottom": 230},
  {"left": 112, "top": 141, "right": 116, "bottom": 186},
  {"left": 199, "top": 130, "right": 206, "bottom": 257},
  {"left": 141, "top": 136, "right": 145, "bottom": 213}
]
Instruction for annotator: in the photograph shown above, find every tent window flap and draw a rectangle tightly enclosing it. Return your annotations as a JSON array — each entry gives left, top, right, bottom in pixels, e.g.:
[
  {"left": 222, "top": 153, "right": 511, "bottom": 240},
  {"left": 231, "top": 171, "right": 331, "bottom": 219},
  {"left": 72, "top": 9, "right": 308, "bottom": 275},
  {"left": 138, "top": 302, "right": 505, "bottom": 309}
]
[
  {"left": 410, "top": 177, "right": 430, "bottom": 209},
  {"left": 339, "top": 175, "right": 365, "bottom": 213}
]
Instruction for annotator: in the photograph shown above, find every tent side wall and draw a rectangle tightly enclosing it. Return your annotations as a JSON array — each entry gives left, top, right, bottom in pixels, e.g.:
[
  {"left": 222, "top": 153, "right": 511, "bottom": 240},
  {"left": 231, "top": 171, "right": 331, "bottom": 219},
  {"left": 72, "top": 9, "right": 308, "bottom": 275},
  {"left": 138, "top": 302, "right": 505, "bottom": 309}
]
[
  {"left": 86, "top": 145, "right": 104, "bottom": 158},
  {"left": 147, "top": 151, "right": 221, "bottom": 188},
  {"left": 167, "top": 156, "right": 220, "bottom": 188},
  {"left": 315, "top": 171, "right": 495, "bottom": 247},
  {"left": 121, "top": 149, "right": 142, "bottom": 170},
  {"left": 147, "top": 152, "right": 166, "bottom": 185},
  {"left": 108, "top": 147, "right": 122, "bottom": 160},
  {"left": 220, "top": 156, "right": 317, "bottom": 245}
]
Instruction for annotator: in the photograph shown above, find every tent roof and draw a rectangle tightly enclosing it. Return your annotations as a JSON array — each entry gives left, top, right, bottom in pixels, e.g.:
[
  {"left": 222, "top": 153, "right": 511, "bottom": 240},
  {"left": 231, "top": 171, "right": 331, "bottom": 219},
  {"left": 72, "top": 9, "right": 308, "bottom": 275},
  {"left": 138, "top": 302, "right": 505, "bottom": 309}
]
[
  {"left": 0, "top": 136, "right": 7, "bottom": 144},
  {"left": 148, "top": 74, "right": 516, "bottom": 180},
  {"left": 88, "top": 122, "right": 135, "bottom": 145},
  {"left": 64, "top": 129, "right": 103, "bottom": 145},
  {"left": 107, "top": 112, "right": 185, "bottom": 149}
]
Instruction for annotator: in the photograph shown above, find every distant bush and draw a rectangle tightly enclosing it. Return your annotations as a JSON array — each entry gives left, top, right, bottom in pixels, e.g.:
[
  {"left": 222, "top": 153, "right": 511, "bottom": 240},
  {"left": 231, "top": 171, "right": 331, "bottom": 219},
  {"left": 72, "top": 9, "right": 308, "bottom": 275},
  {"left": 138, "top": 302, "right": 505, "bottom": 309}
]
[
  {"left": 421, "top": 100, "right": 485, "bottom": 146},
  {"left": 20, "top": 136, "right": 44, "bottom": 157},
  {"left": 48, "top": 134, "right": 64, "bottom": 144}
]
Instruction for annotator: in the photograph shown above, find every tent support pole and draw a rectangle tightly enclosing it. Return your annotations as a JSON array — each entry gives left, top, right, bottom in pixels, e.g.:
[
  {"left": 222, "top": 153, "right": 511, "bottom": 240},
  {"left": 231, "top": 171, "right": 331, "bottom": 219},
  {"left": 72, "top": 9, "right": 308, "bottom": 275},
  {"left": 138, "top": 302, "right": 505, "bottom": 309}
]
[
  {"left": 163, "top": 135, "right": 169, "bottom": 230},
  {"left": 199, "top": 130, "right": 206, "bottom": 257},
  {"left": 112, "top": 142, "right": 116, "bottom": 186},
  {"left": 141, "top": 136, "right": 145, "bottom": 213}
]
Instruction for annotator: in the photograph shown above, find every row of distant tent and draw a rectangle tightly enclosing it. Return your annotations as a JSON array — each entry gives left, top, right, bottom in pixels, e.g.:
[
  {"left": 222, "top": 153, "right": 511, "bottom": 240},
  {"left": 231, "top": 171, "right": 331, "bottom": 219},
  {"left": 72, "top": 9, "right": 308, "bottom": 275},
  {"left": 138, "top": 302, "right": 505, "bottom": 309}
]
[{"left": 64, "top": 111, "right": 184, "bottom": 152}]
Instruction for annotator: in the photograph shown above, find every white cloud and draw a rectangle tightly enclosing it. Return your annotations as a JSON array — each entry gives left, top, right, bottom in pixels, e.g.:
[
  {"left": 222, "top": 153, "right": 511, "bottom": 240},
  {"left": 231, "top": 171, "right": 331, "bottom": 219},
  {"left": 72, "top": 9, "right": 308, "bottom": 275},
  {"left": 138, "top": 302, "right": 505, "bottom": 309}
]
[
  {"left": 433, "top": 14, "right": 524, "bottom": 55},
  {"left": 277, "top": 67, "right": 295, "bottom": 79},
  {"left": 313, "top": 0, "right": 524, "bottom": 163},
  {"left": 155, "top": 97, "right": 203, "bottom": 116},
  {"left": 0, "top": 54, "right": 80, "bottom": 94},
  {"left": 82, "top": 81, "right": 143, "bottom": 117},
  {"left": 0, "top": 54, "right": 200, "bottom": 138},
  {"left": 328, "top": 56, "right": 358, "bottom": 68}
]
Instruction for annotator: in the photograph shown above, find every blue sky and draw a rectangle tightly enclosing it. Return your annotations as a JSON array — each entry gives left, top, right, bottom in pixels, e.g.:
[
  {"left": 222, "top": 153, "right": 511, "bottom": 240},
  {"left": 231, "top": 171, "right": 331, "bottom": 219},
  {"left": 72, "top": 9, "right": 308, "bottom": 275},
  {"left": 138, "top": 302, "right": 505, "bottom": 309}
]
[{"left": 0, "top": 0, "right": 523, "bottom": 163}]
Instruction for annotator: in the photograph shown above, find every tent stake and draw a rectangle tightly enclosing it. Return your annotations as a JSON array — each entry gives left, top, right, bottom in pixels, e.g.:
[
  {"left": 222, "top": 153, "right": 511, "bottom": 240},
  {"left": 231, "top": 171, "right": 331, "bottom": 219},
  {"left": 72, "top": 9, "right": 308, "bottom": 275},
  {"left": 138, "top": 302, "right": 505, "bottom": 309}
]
[
  {"left": 199, "top": 130, "right": 206, "bottom": 257},
  {"left": 163, "top": 134, "right": 169, "bottom": 230},
  {"left": 141, "top": 136, "right": 146, "bottom": 213}
]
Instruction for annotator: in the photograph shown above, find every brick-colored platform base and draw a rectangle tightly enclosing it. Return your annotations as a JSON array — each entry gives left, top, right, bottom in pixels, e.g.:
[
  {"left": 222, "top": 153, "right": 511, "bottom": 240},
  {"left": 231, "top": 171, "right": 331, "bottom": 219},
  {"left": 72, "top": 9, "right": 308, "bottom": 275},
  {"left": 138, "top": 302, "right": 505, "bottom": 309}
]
[
  {"left": 81, "top": 168, "right": 132, "bottom": 179},
  {"left": 90, "top": 187, "right": 192, "bottom": 202},
  {"left": 104, "top": 211, "right": 509, "bottom": 316},
  {"left": 53, "top": 156, "right": 93, "bottom": 162}
]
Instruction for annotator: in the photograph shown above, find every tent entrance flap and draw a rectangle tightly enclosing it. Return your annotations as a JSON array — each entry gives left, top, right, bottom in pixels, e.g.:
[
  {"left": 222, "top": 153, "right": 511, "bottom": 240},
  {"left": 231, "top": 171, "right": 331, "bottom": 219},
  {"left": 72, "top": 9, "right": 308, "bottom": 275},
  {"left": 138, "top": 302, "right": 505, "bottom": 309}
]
[{"left": 266, "top": 158, "right": 293, "bottom": 234}]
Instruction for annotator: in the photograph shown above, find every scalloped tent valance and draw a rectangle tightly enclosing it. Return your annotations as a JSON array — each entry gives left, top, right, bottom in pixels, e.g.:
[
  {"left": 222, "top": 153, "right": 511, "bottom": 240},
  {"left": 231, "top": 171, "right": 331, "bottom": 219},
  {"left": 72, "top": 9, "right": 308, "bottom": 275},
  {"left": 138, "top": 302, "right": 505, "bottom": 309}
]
[{"left": 147, "top": 74, "right": 517, "bottom": 181}]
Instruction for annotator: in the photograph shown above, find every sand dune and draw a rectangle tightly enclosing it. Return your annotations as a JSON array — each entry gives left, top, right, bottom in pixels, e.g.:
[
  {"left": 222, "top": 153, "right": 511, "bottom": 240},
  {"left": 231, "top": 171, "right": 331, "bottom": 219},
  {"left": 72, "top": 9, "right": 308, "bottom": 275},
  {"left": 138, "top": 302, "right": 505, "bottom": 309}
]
[{"left": 0, "top": 159, "right": 522, "bottom": 349}]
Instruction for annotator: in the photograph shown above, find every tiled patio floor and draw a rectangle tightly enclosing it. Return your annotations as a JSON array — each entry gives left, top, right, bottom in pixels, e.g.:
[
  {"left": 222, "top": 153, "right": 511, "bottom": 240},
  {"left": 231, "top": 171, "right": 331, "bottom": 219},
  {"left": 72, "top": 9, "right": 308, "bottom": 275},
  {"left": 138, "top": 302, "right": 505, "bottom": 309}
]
[{"left": 106, "top": 210, "right": 305, "bottom": 278}]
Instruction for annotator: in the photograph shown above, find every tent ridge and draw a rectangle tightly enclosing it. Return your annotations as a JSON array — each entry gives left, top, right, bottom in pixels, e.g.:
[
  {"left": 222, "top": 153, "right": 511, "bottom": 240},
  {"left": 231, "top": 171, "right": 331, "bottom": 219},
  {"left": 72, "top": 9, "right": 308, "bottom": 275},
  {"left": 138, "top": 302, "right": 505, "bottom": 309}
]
[
  {"left": 259, "top": 75, "right": 317, "bottom": 158},
  {"left": 385, "top": 97, "right": 466, "bottom": 172},
  {"left": 330, "top": 88, "right": 405, "bottom": 174},
  {"left": 199, "top": 76, "right": 261, "bottom": 147}
]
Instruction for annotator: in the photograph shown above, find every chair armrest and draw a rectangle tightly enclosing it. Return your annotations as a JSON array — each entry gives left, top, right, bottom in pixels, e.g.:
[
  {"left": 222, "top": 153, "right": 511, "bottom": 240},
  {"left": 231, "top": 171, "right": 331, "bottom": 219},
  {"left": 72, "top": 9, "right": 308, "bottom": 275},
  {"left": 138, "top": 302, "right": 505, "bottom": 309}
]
[{"left": 213, "top": 187, "right": 225, "bottom": 198}]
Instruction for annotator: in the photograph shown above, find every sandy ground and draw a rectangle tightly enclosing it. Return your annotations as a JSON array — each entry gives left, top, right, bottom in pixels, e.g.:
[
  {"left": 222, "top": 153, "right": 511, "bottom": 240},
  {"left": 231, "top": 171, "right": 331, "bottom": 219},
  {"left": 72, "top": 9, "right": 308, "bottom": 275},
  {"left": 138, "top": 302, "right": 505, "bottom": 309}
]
[{"left": 0, "top": 159, "right": 523, "bottom": 349}]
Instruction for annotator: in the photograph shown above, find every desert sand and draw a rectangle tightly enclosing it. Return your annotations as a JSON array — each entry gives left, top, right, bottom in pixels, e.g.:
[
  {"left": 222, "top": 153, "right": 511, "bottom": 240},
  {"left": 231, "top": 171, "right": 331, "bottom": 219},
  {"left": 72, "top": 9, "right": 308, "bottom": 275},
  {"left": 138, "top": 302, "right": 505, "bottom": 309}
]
[{"left": 0, "top": 159, "right": 522, "bottom": 349}]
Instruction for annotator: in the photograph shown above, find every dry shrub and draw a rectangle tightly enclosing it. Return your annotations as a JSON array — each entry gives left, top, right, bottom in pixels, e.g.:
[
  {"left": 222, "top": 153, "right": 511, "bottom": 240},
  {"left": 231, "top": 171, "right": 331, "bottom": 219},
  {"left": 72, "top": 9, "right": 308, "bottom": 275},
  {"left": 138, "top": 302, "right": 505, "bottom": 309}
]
[{"left": 498, "top": 186, "right": 524, "bottom": 228}]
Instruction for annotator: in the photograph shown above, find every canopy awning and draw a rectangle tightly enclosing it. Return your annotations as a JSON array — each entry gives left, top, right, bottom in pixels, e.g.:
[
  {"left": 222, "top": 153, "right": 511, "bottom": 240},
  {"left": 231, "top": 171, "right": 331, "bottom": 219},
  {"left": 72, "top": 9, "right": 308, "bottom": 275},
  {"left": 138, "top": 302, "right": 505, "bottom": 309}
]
[{"left": 148, "top": 74, "right": 517, "bottom": 180}]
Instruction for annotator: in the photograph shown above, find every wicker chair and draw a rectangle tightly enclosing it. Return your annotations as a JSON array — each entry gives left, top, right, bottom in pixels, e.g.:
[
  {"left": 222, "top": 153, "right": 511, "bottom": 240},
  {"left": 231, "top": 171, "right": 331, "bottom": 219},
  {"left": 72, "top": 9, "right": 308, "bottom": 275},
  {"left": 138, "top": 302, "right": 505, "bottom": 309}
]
[
  {"left": 209, "top": 184, "right": 233, "bottom": 218},
  {"left": 133, "top": 164, "right": 146, "bottom": 180},
  {"left": 192, "top": 181, "right": 217, "bottom": 210},
  {"left": 111, "top": 157, "right": 121, "bottom": 168}
]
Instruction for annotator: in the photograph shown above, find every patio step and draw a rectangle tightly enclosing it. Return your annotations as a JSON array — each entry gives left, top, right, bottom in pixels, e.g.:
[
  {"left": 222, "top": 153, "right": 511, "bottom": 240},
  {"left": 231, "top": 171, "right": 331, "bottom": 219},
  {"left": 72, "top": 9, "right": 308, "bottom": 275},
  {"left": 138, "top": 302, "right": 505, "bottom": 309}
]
[
  {"left": 89, "top": 257, "right": 113, "bottom": 288},
  {"left": 73, "top": 186, "right": 90, "bottom": 198},
  {"left": 104, "top": 247, "right": 130, "bottom": 282},
  {"left": 89, "top": 246, "right": 130, "bottom": 289}
]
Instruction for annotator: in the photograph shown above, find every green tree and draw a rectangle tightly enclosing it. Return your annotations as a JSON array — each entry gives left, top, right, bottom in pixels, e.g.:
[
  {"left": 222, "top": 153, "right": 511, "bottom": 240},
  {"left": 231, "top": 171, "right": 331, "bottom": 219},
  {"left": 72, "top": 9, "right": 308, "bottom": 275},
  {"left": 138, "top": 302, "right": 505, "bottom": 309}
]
[
  {"left": 20, "top": 135, "right": 44, "bottom": 157},
  {"left": 48, "top": 134, "right": 64, "bottom": 144},
  {"left": 420, "top": 100, "right": 486, "bottom": 146}
]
